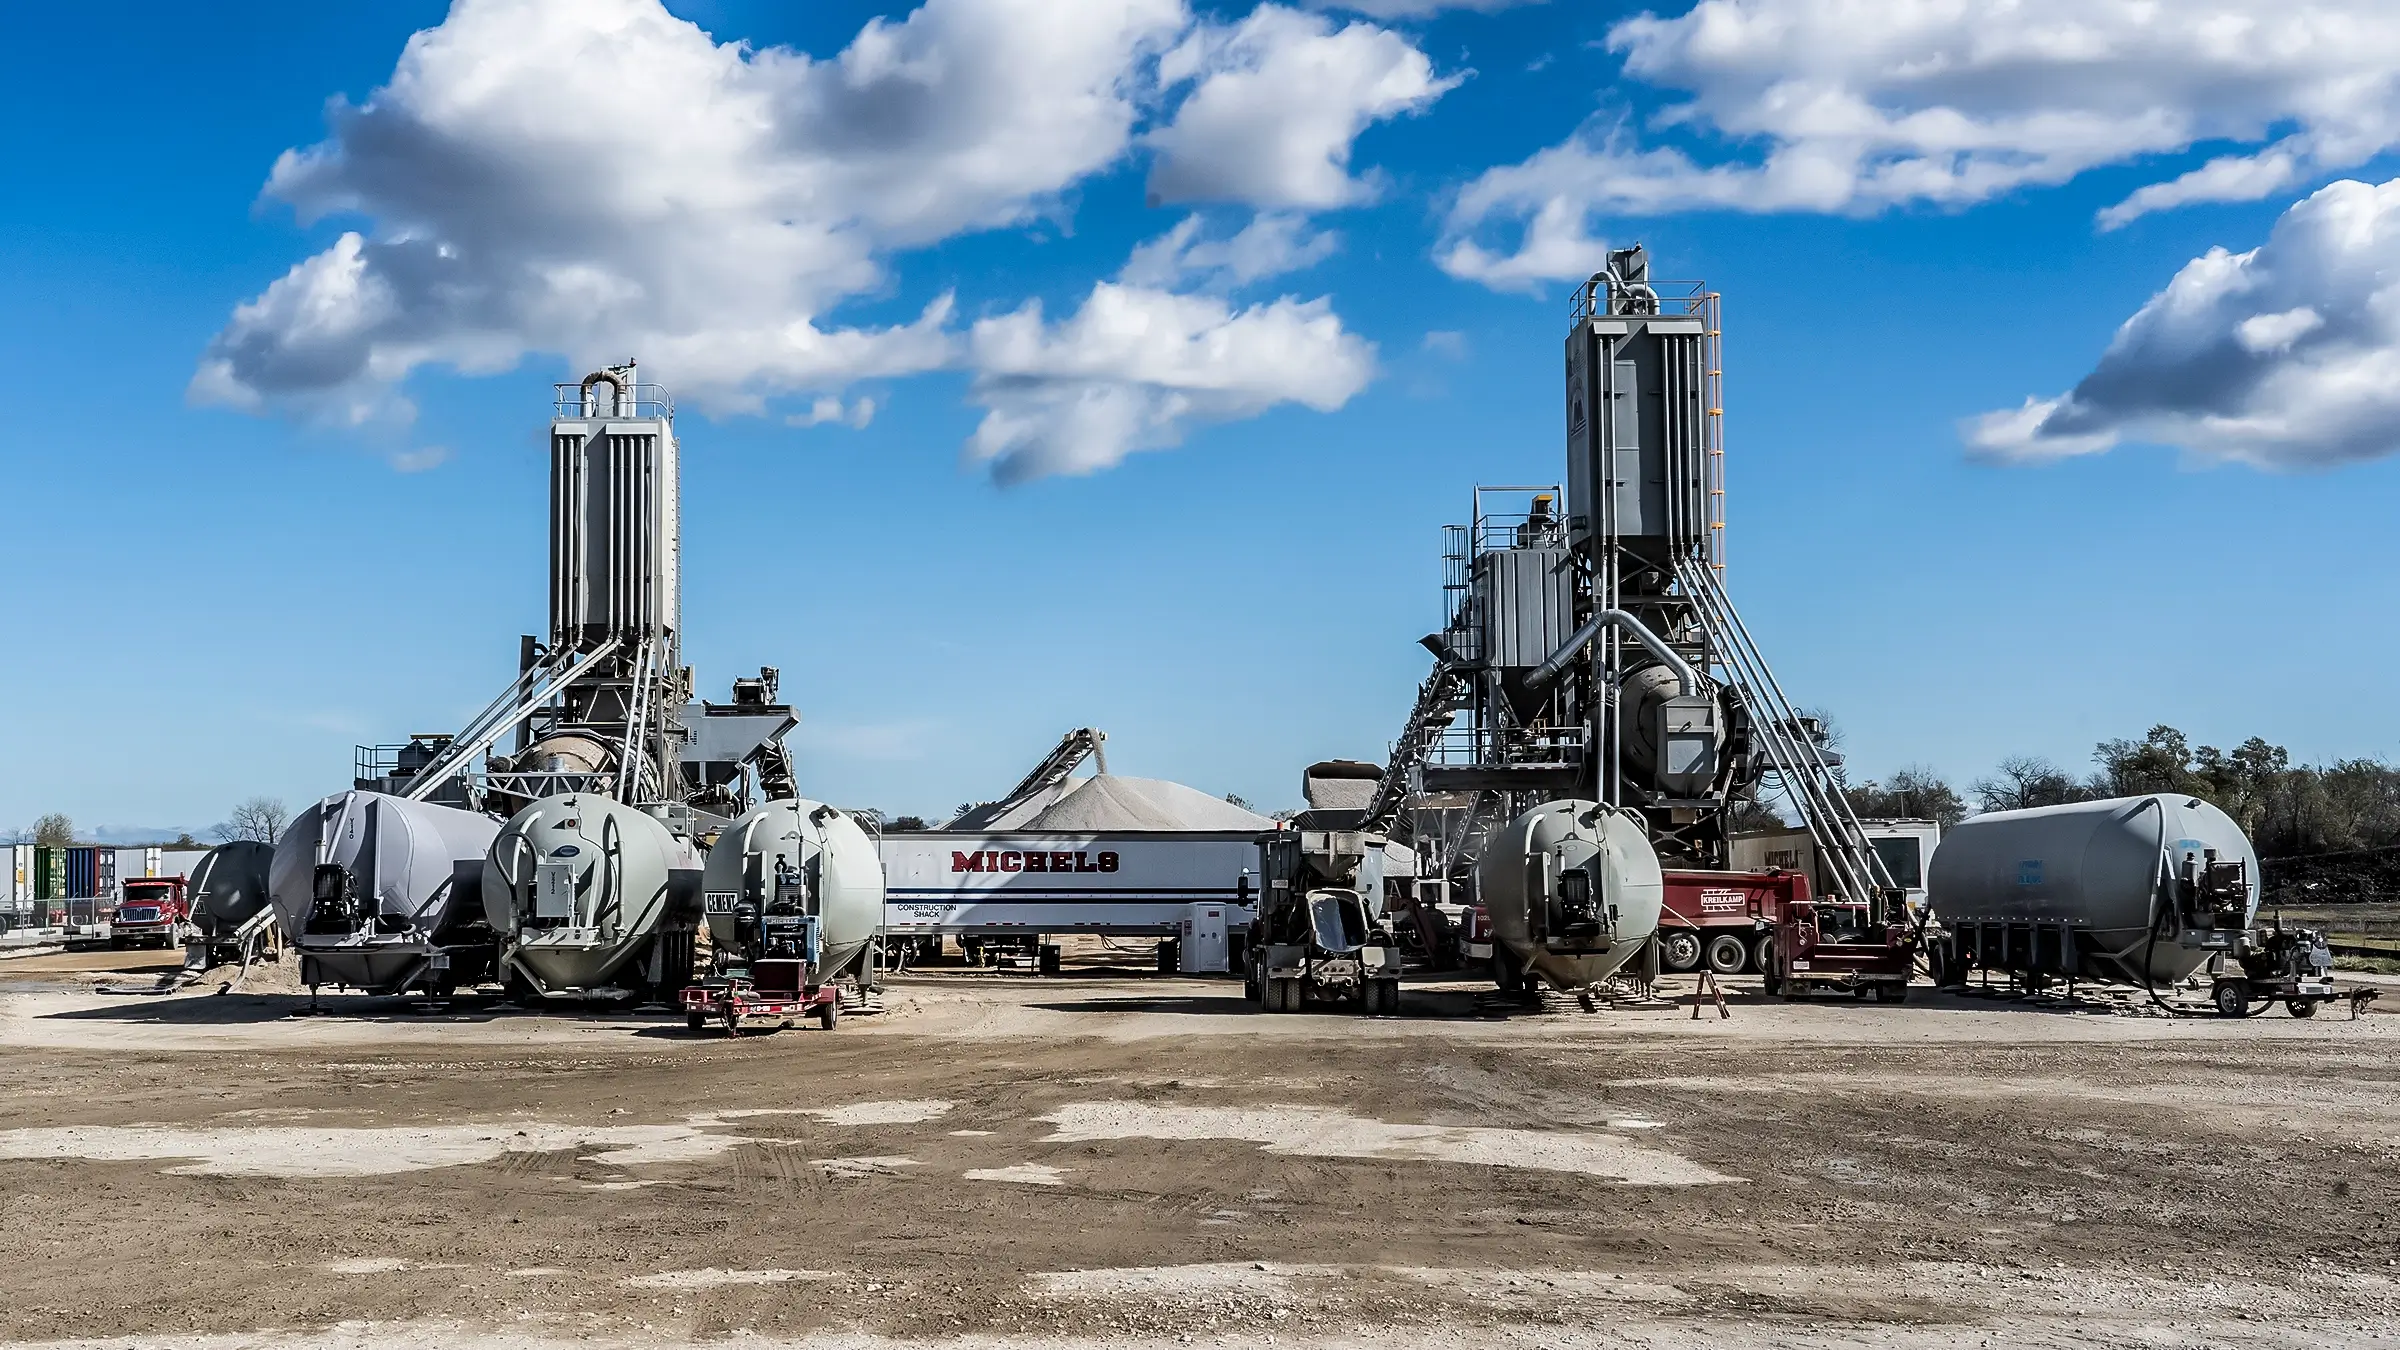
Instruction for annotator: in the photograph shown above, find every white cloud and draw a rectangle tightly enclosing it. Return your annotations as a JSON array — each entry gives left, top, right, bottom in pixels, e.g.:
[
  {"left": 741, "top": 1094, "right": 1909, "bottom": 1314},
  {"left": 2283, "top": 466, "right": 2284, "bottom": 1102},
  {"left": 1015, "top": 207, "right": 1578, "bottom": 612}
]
[
  {"left": 1964, "top": 177, "right": 2400, "bottom": 469},
  {"left": 1147, "top": 5, "right": 1459, "bottom": 209},
  {"left": 194, "top": 0, "right": 1187, "bottom": 420},
  {"left": 1120, "top": 212, "right": 1340, "bottom": 289},
  {"left": 964, "top": 282, "right": 1376, "bottom": 483},
  {"left": 1419, "top": 329, "right": 1467, "bottom": 359},
  {"left": 387, "top": 445, "right": 452, "bottom": 473},
  {"left": 1443, "top": 0, "right": 2400, "bottom": 284},
  {"left": 787, "top": 396, "right": 879, "bottom": 430},
  {"left": 1307, "top": 0, "right": 1538, "bottom": 15}
]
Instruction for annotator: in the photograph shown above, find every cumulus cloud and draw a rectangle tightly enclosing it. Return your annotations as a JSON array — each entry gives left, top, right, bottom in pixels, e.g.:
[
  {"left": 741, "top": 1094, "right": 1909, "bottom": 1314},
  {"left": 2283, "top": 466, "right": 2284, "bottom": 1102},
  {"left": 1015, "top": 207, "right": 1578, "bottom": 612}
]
[
  {"left": 1147, "top": 5, "right": 1459, "bottom": 209},
  {"left": 964, "top": 282, "right": 1376, "bottom": 483},
  {"left": 1442, "top": 0, "right": 2400, "bottom": 284},
  {"left": 1120, "top": 212, "right": 1341, "bottom": 290},
  {"left": 194, "top": 0, "right": 1187, "bottom": 422},
  {"left": 1964, "top": 177, "right": 2400, "bottom": 469},
  {"left": 787, "top": 396, "right": 879, "bottom": 430}
]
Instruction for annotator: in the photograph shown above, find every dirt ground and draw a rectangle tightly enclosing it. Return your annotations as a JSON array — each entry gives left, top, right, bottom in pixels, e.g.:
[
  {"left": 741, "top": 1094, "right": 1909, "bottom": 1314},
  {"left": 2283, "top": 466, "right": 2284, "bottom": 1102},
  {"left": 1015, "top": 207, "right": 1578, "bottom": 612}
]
[{"left": 1, "top": 944, "right": 2395, "bottom": 1350}]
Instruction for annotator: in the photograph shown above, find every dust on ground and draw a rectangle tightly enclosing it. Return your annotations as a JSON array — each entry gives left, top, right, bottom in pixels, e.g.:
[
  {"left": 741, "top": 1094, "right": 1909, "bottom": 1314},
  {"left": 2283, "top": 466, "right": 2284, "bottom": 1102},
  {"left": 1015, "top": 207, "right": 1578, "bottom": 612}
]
[{"left": 0, "top": 942, "right": 2394, "bottom": 1349}]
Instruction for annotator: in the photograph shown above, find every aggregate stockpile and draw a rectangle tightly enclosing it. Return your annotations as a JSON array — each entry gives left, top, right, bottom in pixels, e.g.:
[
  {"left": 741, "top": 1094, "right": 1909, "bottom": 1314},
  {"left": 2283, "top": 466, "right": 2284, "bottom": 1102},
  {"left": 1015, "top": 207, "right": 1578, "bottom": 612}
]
[
  {"left": 683, "top": 797, "right": 885, "bottom": 1031},
  {"left": 883, "top": 729, "right": 1268, "bottom": 973},
  {"left": 1927, "top": 794, "right": 2342, "bottom": 1017}
]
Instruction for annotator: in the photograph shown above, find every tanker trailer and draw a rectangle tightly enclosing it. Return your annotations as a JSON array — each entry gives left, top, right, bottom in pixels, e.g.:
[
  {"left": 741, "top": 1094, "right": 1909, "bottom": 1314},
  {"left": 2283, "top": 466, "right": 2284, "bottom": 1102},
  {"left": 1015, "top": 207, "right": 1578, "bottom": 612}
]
[
  {"left": 682, "top": 798, "right": 885, "bottom": 1032},
  {"left": 180, "top": 840, "right": 277, "bottom": 975},
  {"left": 1926, "top": 793, "right": 2338, "bottom": 1015},
  {"left": 482, "top": 793, "right": 705, "bottom": 1001},
  {"left": 270, "top": 791, "right": 503, "bottom": 999},
  {"left": 1475, "top": 799, "right": 1664, "bottom": 1008}
]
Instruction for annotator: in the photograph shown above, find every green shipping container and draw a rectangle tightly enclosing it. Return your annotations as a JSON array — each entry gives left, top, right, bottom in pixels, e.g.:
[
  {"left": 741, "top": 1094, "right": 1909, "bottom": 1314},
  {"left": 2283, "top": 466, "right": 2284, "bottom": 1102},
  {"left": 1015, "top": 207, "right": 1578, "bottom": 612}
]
[{"left": 33, "top": 847, "right": 63, "bottom": 901}]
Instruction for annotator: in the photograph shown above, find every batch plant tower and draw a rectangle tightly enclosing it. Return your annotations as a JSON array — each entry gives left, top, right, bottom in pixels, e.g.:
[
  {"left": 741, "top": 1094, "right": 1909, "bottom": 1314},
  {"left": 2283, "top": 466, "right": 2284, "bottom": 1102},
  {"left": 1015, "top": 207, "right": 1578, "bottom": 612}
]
[{"left": 1372, "top": 247, "right": 1897, "bottom": 913}]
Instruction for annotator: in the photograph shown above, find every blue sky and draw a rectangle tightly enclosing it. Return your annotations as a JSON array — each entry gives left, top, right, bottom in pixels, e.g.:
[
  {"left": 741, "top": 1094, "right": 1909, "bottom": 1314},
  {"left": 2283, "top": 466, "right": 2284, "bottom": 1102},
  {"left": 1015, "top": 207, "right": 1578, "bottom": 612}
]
[{"left": 7, "top": 0, "right": 2400, "bottom": 837}]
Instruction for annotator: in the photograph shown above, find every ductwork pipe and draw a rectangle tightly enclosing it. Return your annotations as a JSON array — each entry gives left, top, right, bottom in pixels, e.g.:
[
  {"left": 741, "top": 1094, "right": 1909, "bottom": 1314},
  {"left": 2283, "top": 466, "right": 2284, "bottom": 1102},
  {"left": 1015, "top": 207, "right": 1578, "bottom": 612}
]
[{"left": 1526, "top": 609, "right": 1700, "bottom": 696}]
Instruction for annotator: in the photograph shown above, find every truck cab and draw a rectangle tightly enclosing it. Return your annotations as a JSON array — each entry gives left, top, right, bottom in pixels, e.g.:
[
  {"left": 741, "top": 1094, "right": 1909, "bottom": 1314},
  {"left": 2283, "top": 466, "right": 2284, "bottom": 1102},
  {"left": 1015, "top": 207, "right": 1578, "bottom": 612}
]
[{"left": 111, "top": 877, "right": 190, "bottom": 949}]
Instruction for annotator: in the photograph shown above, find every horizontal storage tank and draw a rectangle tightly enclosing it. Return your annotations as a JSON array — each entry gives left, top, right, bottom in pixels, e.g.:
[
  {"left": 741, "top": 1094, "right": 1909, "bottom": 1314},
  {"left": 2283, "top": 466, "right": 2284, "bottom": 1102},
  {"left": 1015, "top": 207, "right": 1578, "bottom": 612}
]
[
  {"left": 1927, "top": 794, "right": 2259, "bottom": 987},
  {"left": 189, "top": 841, "right": 276, "bottom": 937},
  {"left": 483, "top": 793, "right": 703, "bottom": 998},
  {"left": 271, "top": 791, "right": 502, "bottom": 993},
  {"left": 702, "top": 798, "right": 884, "bottom": 983},
  {"left": 1475, "top": 799, "right": 1663, "bottom": 991}
]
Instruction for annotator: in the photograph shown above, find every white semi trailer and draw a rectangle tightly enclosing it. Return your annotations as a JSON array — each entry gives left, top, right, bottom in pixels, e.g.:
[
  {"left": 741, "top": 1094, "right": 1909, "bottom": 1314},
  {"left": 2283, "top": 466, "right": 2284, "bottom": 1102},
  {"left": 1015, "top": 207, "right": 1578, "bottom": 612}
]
[{"left": 878, "top": 831, "right": 1259, "bottom": 975}]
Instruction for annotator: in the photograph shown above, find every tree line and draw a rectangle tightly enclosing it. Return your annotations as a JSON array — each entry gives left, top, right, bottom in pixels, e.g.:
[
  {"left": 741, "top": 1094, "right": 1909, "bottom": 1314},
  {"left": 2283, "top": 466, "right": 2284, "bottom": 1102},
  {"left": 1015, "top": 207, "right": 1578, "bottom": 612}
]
[{"left": 1838, "top": 725, "right": 2400, "bottom": 900}]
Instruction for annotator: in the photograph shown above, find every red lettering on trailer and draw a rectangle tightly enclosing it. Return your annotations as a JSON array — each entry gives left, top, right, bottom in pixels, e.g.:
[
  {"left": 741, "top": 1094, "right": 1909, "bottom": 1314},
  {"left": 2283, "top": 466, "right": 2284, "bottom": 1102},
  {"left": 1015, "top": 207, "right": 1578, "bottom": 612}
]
[
  {"left": 1099, "top": 852, "right": 1119, "bottom": 873},
  {"left": 1050, "top": 852, "right": 1074, "bottom": 872},
  {"left": 1000, "top": 852, "right": 1023, "bottom": 873},
  {"left": 1024, "top": 853, "right": 1047, "bottom": 873},
  {"left": 1075, "top": 853, "right": 1098, "bottom": 873},
  {"left": 952, "top": 851, "right": 985, "bottom": 873}
]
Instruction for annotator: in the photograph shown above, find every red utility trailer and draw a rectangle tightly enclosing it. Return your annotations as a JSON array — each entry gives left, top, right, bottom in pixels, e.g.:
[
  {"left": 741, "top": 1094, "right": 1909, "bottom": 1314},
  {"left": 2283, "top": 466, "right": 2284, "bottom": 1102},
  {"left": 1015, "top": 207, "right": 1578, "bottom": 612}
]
[
  {"left": 1761, "top": 896, "right": 1915, "bottom": 1001},
  {"left": 682, "top": 958, "right": 841, "bottom": 1034}
]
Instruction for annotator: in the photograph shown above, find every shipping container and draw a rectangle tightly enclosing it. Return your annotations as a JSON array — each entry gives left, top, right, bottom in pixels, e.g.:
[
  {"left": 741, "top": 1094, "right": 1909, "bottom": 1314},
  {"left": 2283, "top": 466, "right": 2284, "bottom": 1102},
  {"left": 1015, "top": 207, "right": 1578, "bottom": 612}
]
[
  {"left": 65, "top": 846, "right": 100, "bottom": 899},
  {"left": 34, "top": 847, "right": 63, "bottom": 901}
]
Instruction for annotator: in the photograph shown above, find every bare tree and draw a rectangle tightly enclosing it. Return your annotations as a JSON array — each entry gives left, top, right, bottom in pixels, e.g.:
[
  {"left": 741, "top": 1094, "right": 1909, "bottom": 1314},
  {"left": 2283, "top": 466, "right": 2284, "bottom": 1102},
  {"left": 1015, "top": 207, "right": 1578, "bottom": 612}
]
[
  {"left": 212, "top": 797, "right": 290, "bottom": 845},
  {"left": 31, "top": 813, "right": 74, "bottom": 847},
  {"left": 1971, "top": 756, "right": 2085, "bottom": 813}
]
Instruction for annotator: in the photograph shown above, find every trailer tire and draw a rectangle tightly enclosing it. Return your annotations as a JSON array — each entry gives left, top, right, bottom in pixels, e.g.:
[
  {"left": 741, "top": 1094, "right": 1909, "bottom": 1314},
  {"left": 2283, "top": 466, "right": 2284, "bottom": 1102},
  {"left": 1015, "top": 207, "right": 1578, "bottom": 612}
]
[
  {"left": 819, "top": 997, "right": 841, "bottom": 1031},
  {"left": 1752, "top": 935, "right": 1775, "bottom": 976},
  {"left": 1873, "top": 982, "right": 1909, "bottom": 1004},
  {"left": 1761, "top": 963, "right": 1782, "bottom": 997},
  {"left": 2287, "top": 998, "right": 2318, "bottom": 1019},
  {"left": 1156, "top": 938, "right": 1178, "bottom": 974},
  {"left": 687, "top": 1010, "right": 706, "bottom": 1032},
  {"left": 2213, "top": 979, "right": 2251, "bottom": 1018},
  {"left": 1705, "top": 934, "right": 1749, "bottom": 976},
  {"left": 1660, "top": 931, "right": 1702, "bottom": 972},
  {"left": 1038, "top": 943, "right": 1062, "bottom": 977}
]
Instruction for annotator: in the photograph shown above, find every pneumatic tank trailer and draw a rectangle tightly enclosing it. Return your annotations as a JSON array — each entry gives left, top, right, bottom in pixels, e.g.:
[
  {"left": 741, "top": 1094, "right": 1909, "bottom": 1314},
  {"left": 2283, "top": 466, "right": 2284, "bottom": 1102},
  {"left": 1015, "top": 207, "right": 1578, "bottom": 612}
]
[{"left": 1925, "top": 794, "right": 2347, "bottom": 1017}]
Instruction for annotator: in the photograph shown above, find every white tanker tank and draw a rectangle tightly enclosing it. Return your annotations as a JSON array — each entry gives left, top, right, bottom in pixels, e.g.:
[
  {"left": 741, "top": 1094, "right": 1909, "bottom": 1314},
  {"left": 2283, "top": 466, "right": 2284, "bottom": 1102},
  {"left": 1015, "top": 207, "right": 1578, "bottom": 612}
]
[
  {"left": 1475, "top": 799, "right": 1664, "bottom": 998},
  {"left": 271, "top": 791, "right": 502, "bottom": 996},
  {"left": 1926, "top": 793, "right": 2259, "bottom": 989},
  {"left": 483, "top": 793, "right": 705, "bottom": 999},
  {"left": 700, "top": 798, "right": 885, "bottom": 986}
]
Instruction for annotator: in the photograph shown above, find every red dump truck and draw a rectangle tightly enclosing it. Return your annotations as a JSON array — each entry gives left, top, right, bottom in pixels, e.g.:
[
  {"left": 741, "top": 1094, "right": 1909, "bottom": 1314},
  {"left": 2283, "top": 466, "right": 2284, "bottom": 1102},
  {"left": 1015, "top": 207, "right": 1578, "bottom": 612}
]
[
  {"left": 109, "top": 876, "right": 190, "bottom": 949},
  {"left": 1655, "top": 868, "right": 1806, "bottom": 975}
]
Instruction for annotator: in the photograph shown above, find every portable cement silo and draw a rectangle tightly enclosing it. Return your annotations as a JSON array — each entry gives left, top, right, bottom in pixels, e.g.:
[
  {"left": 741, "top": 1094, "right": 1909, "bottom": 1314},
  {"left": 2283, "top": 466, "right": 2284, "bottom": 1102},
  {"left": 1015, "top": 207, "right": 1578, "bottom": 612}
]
[
  {"left": 482, "top": 793, "right": 704, "bottom": 1000},
  {"left": 271, "top": 791, "right": 502, "bottom": 996},
  {"left": 180, "top": 840, "right": 278, "bottom": 970},
  {"left": 1474, "top": 798, "right": 1663, "bottom": 1000},
  {"left": 699, "top": 798, "right": 884, "bottom": 984},
  {"left": 1926, "top": 794, "right": 2260, "bottom": 991}
]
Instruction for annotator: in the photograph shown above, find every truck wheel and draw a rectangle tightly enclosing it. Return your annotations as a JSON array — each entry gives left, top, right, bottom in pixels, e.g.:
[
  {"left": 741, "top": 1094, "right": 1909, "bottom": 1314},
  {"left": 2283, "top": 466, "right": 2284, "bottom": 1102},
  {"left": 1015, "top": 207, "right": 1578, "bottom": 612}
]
[
  {"left": 2287, "top": 999, "right": 2318, "bottom": 1019},
  {"left": 1705, "top": 934, "right": 1748, "bottom": 976},
  {"left": 1761, "top": 963, "right": 1782, "bottom": 997},
  {"left": 1156, "top": 938, "right": 1179, "bottom": 974},
  {"left": 819, "top": 997, "right": 841, "bottom": 1031},
  {"left": 1660, "top": 932, "right": 1702, "bottom": 972},
  {"left": 1038, "top": 943, "right": 1063, "bottom": 977},
  {"left": 687, "top": 1010, "right": 707, "bottom": 1032},
  {"left": 1751, "top": 935, "right": 1775, "bottom": 976},
  {"left": 2213, "top": 979, "right": 2250, "bottom": 1018},
  {"left": 1873, "top": 982, "right": 1909, "bottom": 1004}
]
